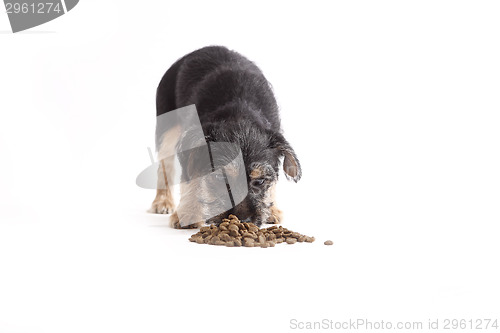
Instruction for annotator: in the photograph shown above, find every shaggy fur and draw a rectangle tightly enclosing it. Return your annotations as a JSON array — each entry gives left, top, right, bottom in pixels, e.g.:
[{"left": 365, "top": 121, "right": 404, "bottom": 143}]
[{"left": 152, "top": 46, "right": 301, "bottom": 227}]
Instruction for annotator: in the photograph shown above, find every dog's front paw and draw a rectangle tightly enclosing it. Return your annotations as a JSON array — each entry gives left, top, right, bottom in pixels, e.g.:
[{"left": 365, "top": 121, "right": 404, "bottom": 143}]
[
  {"left": 170, "top": 211, "right": 204, "bottom": 229},
  {"left": 150, "top": 193, "right": 175, "bottom": 214},
  {"left": 266, "top": 206, "right": 283, "bottom": 224}
]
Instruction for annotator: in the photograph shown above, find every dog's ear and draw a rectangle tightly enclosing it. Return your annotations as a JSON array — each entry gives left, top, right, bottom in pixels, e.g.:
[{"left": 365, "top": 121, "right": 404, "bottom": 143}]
[{"left": 270, "top": 132, "right": 302, "bottom": 182}]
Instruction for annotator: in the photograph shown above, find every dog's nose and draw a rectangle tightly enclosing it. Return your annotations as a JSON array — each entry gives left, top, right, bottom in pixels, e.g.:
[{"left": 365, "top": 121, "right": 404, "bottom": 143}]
[
  {"left": 227, "top": 208, "right": 251, "bottom": 222},
  {"left": 230, "top": 197, "right": 255, "bottom": 222}
]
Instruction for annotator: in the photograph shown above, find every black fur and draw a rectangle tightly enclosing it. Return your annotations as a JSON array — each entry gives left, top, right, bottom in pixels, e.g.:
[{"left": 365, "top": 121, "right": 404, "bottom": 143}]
[{"left": 156, "top": 46, "right": 301, "bottom": 225}]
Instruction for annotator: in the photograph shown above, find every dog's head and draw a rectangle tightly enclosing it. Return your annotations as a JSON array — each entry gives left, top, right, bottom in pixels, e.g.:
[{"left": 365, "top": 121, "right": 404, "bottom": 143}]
[{"left": 177, "top": 119, "right": 301, "bottom": 226}]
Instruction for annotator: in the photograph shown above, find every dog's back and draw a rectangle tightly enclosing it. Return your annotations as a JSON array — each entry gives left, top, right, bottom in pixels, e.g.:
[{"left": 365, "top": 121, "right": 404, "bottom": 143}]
[{"left": 156, "top": 46, "right": 281, "bottom": 132}]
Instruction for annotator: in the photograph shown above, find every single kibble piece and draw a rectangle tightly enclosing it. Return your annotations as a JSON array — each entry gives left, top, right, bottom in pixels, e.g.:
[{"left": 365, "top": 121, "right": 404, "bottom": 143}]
[
  {"left": 324, "top": 240, "right": 333, "bottom": 246},
  {"left": 258, "top": 235, "right": 266, "bottom": 244},
  {"left": 243, "top": 237, "right": 254, "bottom": 245},
  {"left": 286, "top": 238, "right": 297, "bottom": 244}
]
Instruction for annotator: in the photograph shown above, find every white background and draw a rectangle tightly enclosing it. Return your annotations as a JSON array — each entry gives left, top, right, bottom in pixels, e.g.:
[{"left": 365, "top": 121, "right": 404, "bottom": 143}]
[{"left": 1, "top": 1, "right": 499, "bottom": 332}]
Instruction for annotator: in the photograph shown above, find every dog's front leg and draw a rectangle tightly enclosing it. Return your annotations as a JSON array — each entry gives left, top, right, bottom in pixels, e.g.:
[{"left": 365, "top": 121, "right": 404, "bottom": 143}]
[
  {"left": 170, "top": 182, "right": 204, "bottom": 229},
  {"left": 266, "top": 184, "right": 283, "bottom": 224}
]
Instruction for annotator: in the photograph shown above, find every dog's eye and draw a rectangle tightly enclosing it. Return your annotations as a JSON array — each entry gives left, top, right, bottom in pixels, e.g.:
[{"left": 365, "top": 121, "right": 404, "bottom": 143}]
[{"left": 251, "top": 178, "right": 266, "bottom": 186}]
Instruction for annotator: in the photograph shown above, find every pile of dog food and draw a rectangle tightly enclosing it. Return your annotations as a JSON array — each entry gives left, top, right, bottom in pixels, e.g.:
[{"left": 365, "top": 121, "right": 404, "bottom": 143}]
[{"left": 189, "top": 215, "right": 315, "bottom": 247}]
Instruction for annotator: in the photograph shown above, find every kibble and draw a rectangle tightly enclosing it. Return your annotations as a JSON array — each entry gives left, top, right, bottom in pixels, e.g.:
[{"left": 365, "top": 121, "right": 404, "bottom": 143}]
[
  {"left": 188, "top": 214, "right": 317, "bottom": 248},
  {"left": 324, "top": 240, "right": 334, "bottom": 246}
]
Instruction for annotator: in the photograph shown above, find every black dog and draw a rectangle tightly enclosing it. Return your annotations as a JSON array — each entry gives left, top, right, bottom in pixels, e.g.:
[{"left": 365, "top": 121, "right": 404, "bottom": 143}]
[{"left": 150, "top": 46, "right": 301, "bottom": 228}]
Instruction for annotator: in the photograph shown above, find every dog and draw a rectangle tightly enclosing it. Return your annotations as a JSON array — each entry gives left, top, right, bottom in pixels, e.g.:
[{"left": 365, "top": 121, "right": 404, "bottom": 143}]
[{"left": 150, "top": 46, "right": 301, "bottom": 228}]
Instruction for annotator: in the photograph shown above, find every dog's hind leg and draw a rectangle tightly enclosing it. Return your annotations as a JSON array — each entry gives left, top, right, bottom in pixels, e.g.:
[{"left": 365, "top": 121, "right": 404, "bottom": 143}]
[
  {"left": 150, "top": 158, "right": 176, "bottom": 214},
  {"left": 150, "top": 126, "right": 181, "bottom": 214}
]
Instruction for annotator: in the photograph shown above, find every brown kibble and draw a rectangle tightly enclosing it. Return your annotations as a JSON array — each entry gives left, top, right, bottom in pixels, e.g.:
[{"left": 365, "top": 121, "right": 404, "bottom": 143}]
[
  {"left": 188, "top": 215, "right": 316, "bottom": 248},
  {"left": 243, "top": 237, "right": 254, "bottom": 245},
  {"left": 248, "top": 225, "right": 259, "bottom": 233},
  {"left": 258, "top": 235, "right": 266, "bottom": 244},
  {"left": 220, "top": 233, "right": 232, "bottom": 242},
  {"left": 241, "top": 231, "right": 250, "bottom": 238},
  {"left": 324, "top": 240, "right": 333, "bottom": 246}
]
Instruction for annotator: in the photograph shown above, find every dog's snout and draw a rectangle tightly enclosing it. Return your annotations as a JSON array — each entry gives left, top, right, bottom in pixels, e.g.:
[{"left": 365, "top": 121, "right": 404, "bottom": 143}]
[{"left": 230, "top": 197, "right": 255, "bottom": 221}]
